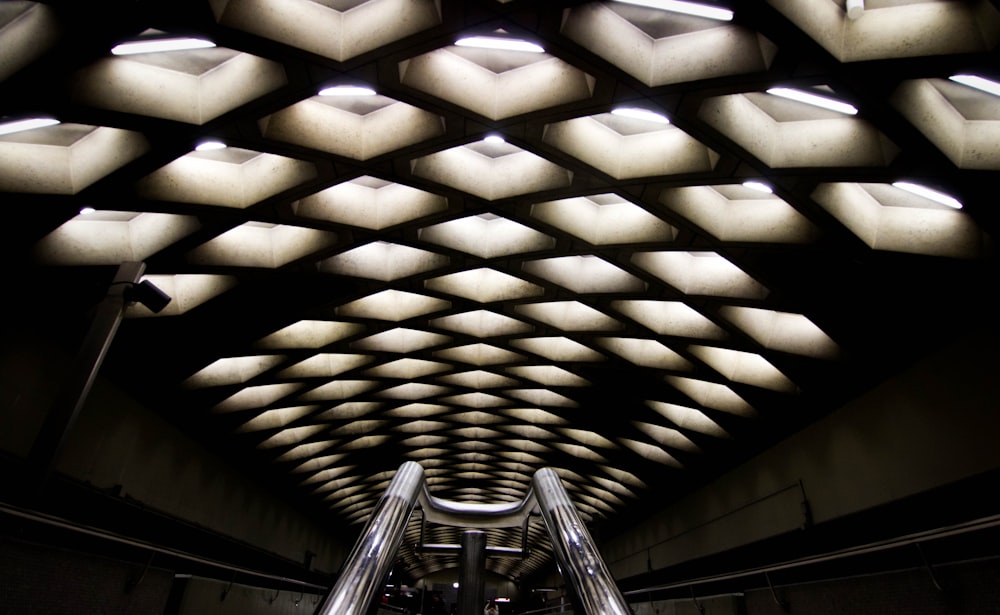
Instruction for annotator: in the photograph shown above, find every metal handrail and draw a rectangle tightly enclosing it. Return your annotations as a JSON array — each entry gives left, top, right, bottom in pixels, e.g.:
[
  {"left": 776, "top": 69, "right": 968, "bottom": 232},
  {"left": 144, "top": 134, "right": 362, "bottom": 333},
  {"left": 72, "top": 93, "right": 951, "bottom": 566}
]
[{"left": 316, "top": 462, "right": 633, "bottom": 615}]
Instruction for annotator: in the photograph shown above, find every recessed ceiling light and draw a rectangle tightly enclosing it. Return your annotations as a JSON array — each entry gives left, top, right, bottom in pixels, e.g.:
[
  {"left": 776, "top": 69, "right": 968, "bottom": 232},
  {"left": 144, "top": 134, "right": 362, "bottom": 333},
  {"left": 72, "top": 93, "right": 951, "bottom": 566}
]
[
  {"left": 484, "top": 134, "right": 505, "bottom": 144},
  {"left": 610, "top": 107, "right": 670, "bottom": 124},
  {"left": 845, "top": 0, "right": 864, "bottom": 20},
  {"left": 766, "top": 87, "right": 858, "bottom": 115},
  {"left": 455, "top": 36, "right": 544, "bottom": 53},
  {"left": 195, "top": 141, "right": 227, "bottom": 151},
  {"left": 111, "top": 37, "right": 216, "bottom": 56},
  {"left": 612, "top": 0, "right": 734, "bottom": 21},
  {"left": 0, "top": 117, "right": 60, "bottom": 136},
  {"left": 79, "top": 207, "right": 96, "bottom": 215},
  {"left": 948, "top": 74, "right": 1000, "bottom": 98},
  {"left": 742, "top": 181, "right": 772, "bottom": 193},
  {"left": 892, "top": 181, "right": 963, "bottom": 210},
  {"left": 318, "top": 85, "right": 377, "bottom": 96}
]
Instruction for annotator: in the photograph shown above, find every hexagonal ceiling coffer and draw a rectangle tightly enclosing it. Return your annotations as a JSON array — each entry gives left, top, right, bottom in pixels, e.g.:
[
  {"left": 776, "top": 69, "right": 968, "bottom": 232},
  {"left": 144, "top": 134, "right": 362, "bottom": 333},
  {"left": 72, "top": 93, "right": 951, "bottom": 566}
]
[
  {"left": 209, "top": 0, "right": 442, "bottom": 62},
  {"left": 892, "top": 78, "right": 1000, "bottom": 170},
  {"left": 811, "top": 182, "right": 988, "bottom": 259},
  {"left": 561, "top": 2, "right": 777, "bottom": 86},
  {"left": 0, "top": 123, "right": 148, "bottom": 194},
  {"left": 767, "top": 0, "right": 1000, "bottom": 62},
  {"left": 411, "top": 139, "right": 573, "bottom": 200},
  {"left": 293, "top": 176, "right": 448, "bottom": 230},
  {"left": 531, "top": 193, "right": 677, "bottom": 244},
  {"left": 659, "top": 184, "right": 820, "bottom": 243},
  {"left": 0, "top": 1, "right": 60, "bottom": 81},
  {"left": 260, "top": 93, "right": 445, "bottom": 160},
  {"left": 33, "top": 210, "right": 200, "bottom": 265},
  {"left": 137, "top": 147, "right": 317, "bottom": 208},
  {"left": 399, "top": 43, "right": 595, "bottom": 120},
  {"left": 186, "top": 222, "right": 338, "bottom": 268},
  {"left": 699, "top": 91, "right": 898, "bottom": 168},
  {"left": 71, "top": 43, "right": 286, "bottom": 125},
  {"left": 543, "top": 112, "right": 719, "bottom": 179}
]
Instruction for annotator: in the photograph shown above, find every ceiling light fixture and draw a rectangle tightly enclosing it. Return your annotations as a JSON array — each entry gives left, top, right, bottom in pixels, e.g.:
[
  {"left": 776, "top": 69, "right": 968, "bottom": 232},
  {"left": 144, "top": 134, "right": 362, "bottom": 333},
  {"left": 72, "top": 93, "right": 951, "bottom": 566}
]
[
  {"left": 0, "top": 117, "right": 60, "bottom": 136},
  {"left": 610, "top": 107, "right": 670, "bottom": 124},
  {"left": 892, "top": 181, "right": 963, "bottom": 210},
  {"left": 484, "top": 134, "right": 506, "bottom": 144},
  {"left": 948, "top": 74, "right": 1000, "bottom": 98},
  {"left": 111, "top": 37, "right": 216, "bottom": 56},
  {"left": 455, "top": 36, "right": 544, "bottom": 53},
  {"left": 318, "top": 85, "right": 377, "bottom": 96},
  {"left": 845, "top": 0, "right": 864, "bottom": 20},
  {"left": 195, "top": 140, "right": 227, "bottom": 151},
  {"left": 612, "top": 0, "right": 734, "bottom": 21},
  {"left": 766, "top": 87, "right": 858, "bottom": 115},
  {"left": 742, "top": 181, "right": 772, "bottom": 193}
]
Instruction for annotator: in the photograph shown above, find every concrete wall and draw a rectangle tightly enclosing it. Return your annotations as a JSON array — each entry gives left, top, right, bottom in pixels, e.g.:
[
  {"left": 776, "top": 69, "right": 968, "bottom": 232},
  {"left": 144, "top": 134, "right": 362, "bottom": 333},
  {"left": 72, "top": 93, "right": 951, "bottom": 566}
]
[
  {"left": 0, "top": 326, "right": 349, "bottom": 575},
  {"left": 602, "top": 320, "right": 1000, "bottom": 580}
]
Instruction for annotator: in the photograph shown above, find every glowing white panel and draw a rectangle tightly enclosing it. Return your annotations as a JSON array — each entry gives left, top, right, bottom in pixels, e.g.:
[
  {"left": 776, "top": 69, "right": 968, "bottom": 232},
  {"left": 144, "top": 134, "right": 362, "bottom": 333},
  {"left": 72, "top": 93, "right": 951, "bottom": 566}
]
[
  {"left": 418, "top": 214, "right": 555, "bottom": 258},
  {"left": 618, "top": 438, "right": 682, "bottom": 467},
  {"left": 425, "top": 268, "right": 544, "bottom": 303},
  {"left": 277, "top": 354, "right": 374, "bottom": 378},
  {"left": 394, "top": 420, "right": 451, "bottom": 434},
  {"left": 659, "top": 185, "right": 820, "bottom": 243},
  {"left": 522, "top": 255, "right": 646, "bottom": 293},
  {"left": 261, "top": 95, "right": 444, "bottom": 160},
  {"left": 298, "top": 380, "right": 380, "bottom": 402},
  {"left": 339, "top": 435, "right": 392, "bottom": 450},
  {"left": 34, "top": 211, "right": 199, "bottom": 266},
  {"left": 595, "top": 337, "right": 693, "bottom": 370},
  {"left": 377, "top": 383, "right": 452, "bottom": 399},
  {"left": 437, "top": 371, "right": 520, "bottom": 388},
  {"left": 210, "top": 0, "right": 442, "bottom": 62},
  {"left": 351, "top": 328, "right": 450, "bottom": 353},
  {"left": 515, "top": 301, "right": 622, "bottom": 332},
  {"left": 331, "top": 421, "right": 389, "bottom": 437},
  {"left": 257, "top": 424, "right": 327, "bottom": 448},
  {"left": 666, "top": 375, "right": 756, "bottom": 417},
  {"left": 505, "top": 366, "right": 590, "bottom": 387},
  {"left": 313, "top": 401, "right": 383, "bottom": 421},
  {"left": 410, "top": 141, "right": 574, "bottom": 200},
  {"left": 321, "top": 241, "right": 448, "bottom": 281},
  {"left": 290, "top": 454, "right": 347, "bottom": 474},
  {"left": 364, "top": 358, "right": 451, "bottom": 379},
  {"left": 184, "top": 355, "right": 286, "bottom": 388},
  {"left": 383, "top": 403, "right": 452, "bottom": 418},
  {"left": 559, "top": 428, "right": 616, "bottom": 448},
  {"left": 124, "top": 274, "right": 238, "bottom": 318},
  {"left": 237, "top": 405, "right": 317, "bottom": 432},
  {"left": 336, "top": 290, "right": 450, "bottom": 321},
  {"left": 439, "top": 392, "right": 512, "bottom": 408},
  {"left": 0, "top": 124, "right": 149, "bottom": 194},
  {"left": 256, "top": 320, "right": 365, "bottom": 350},
  {"left": 719, "top": 306, "right": 840, "bottom": 359},
  {"left": 632, "top": 422, "right": 699, "bottom": 453},
  {"left": 399, "top": 45, "right": 594, "bottom": 120},
  {"left": 429, "top": 310, "right": 533, "bottom": 337},
  {"left": 530, "top": 194, "right": 675, "bottom": 245},
  {"left": 275, "top": 440, "right": 338, "bottom": 462},
  {"left": 448, "top": 411, "right": 508, "bottom": 426},
  {"left": 434, "top": 343, "right": 525, "bottom": 366},
  {"left": 504, "top": 389, "right": 579, "bottom": 408},
  {"left": 500, "top": 408, "right": 568, "bottom": 425},
  {"left": 812, "top": 182, "right": 986, "bottom": 258},
  {"left": 550, "top": 442, "right": 607, "bottom": 462},
  {"left": 187, "top": 222, "right": 336, "bottom": 268},
  {"left": 542, "top": 113, "right": 719, "bottom": 179},
  {"left": 510, "top": 337, "right": 605, "bottom": 362},
  {"left": 631, "top": 251, "right": 768, "bottom": 299},
  {"left": 293, "top": 176, "right": 448, "bottom": 230},
  {"left": 213, "top": 383, "right": 304, "bottom": 413},
  {"left": 690, "top": 345, "right": 798, "bottom": 393},
  {"left": 300, "top": 465, "right": 357, "bottom": 486},
  {"left": 645, "top": 400, "right": 730, "bottom": 438},
  {"left": 611, "top": 300, "right": 726, "bottom": 340}
]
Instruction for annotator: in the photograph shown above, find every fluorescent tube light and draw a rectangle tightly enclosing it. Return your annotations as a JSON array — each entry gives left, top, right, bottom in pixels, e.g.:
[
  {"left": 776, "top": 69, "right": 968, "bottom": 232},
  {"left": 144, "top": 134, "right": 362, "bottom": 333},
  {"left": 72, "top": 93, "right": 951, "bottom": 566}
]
[
  {"left": 892, "top": 181, "right": 962, "bottom": 210},
  {"left": 613, "top": 0, "right": 733, "bottom": 21},
  {"left": 111, "top": 37, "right": 216, "bottom": 56},
  {"left": 742, "top": 181, "right": 772, "bottom": 194},
  {"left": 766, "top": 87, "right": 858, "bottom": 115},
  {"left": 318, "top": 85, "right": 377, "bottom": 96},
  {"left": 611, "top": 107, "right": 670, "bottom": 124},
  {"left": 949, "top": 74, "right": 1000, "bottom": 98},
  {"left": 455, "top": 36, "right": 544, "bottom": 53},
  {"left": 0, "top": 117, "right": 60, "bottom": 136},
  {"left": 195, "top": 141, "right": 226, "bottom": 151}
]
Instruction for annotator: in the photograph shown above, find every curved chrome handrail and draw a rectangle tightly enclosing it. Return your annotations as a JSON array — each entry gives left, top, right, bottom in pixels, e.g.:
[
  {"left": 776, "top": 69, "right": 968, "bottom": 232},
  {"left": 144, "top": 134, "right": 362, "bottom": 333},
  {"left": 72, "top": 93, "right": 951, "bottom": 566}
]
[{"left": 316, "top": 461, "right": 633, "bottom": 615}]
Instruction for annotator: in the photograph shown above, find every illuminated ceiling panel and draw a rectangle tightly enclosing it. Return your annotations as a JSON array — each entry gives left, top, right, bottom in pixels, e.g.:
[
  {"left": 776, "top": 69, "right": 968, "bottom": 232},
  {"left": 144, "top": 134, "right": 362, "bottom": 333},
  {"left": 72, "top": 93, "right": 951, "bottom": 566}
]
[{"left": 11, "top": 0, "right": 996, "bottom": 585}]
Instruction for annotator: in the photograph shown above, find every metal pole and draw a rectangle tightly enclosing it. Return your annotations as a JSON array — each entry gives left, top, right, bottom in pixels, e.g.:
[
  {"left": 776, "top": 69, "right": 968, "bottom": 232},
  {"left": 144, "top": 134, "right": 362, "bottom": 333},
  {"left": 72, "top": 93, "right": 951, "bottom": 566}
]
[
  {"left": 532, "top": 468, "right": 633, "bottom": 615},
  {"left": 315, "top": 461, "right": 424, "bottom": 615},
  {"left": 457, "top": 530, "right": 486, "bottom": 615},
  {"left": 25, "top": 261, "right": 146, "bottom": 492}
]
